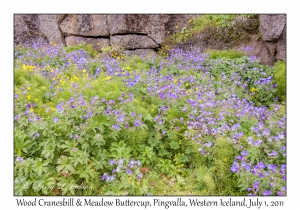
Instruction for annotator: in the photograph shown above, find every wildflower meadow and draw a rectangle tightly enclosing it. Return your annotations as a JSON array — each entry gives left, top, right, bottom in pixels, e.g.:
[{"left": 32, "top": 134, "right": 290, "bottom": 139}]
[{"left": 14, "top": 40, "right": 286, "bottom": 196}]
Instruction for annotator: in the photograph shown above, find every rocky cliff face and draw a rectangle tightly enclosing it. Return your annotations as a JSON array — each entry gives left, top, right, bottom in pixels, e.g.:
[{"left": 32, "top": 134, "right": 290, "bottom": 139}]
[
  {"left": 236, "top": 14, "right": 286, "bottom": 65},
  {"left": 14, "top": 14, "right": 195, "bottom": 56},
  {"left": 14, "top": 14, "right": 286, "bottom": 64}
]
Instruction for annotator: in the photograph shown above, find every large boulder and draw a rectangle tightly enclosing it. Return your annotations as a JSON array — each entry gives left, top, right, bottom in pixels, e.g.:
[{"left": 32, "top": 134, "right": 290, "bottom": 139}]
[
  {"left": 110, "top": 34, "right": 159, "bottom": 50},
  {"left": 14, "top": 14, "right": 44, "bottom": 44},
  {"left": 259, "top": 14, "right": 286, "bottom": 41},
  {"left": 37, "top": 15, "right": 64, "bottom": 45},
  {"left": 107, "top": 14, "right": 196, "bottom": 44},
  {"left": 60, "top": 14, "right": 109, "bottom": 36},
  {"left": 14, "top": 14, "right": 64, "bottom": 45},
  {"left": 237, "top": 37, "right": 276, "bottom": 66},
  {"left": 65, "top": 36, "right": 110, "bottom": 51},
  {"left": 276, "top": 25, "right": 286, "bottom": 61}
]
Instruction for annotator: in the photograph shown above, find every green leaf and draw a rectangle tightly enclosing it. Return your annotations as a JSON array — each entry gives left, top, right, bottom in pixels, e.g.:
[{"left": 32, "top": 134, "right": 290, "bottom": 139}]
[{"left": 56, "top": 156, "right": 75, "bottom": 173}]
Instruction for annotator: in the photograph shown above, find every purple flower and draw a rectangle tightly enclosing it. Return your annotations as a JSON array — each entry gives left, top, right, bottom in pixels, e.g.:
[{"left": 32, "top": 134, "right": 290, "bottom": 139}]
[
  {"left": 134, "top": 119, "right": 141, "bottom": 127},
  {"left": 109, "top": 159, "right": 116, "bottom": 165},
  {"left": 242, "top": 161, "right": 251, "bottom": 171},
  {"left": 117, "top": 115, "right": 125, "bottom": 123},
  {"left": 105, "top": 175, "right": 115, "bottom": 182},
  {"left": 53, "top": 117, "right": 58, "bottom": 123},
  {"left": 262, "top": 190, "right": 272, "bottom": 196},
  {"left": 128, "top": 159, "right": 135, "bottom": 168},
  {"left": 246, "top": 136, "right": 253, "bottom": 144},
  {"left": 253, "top": 140, "right": 262, "bottom": 147},
  {"left": 101, "top": 173, "right": 108, "bottom": 180},
  {"left": 56, "top": 102, "right": 64, "bottom": 113},
  {"left": 253, "top": 180, "right": 259, "bottom": 189},
  {"left": 126, "top": 169, "right": 132, "bottom": 175},
  {"left": 280, "top": 164, "right": 286, "bottom": 174},
  {"left": 205, "top": 142, "right": 213, "bottom": 147},
  {"left": 118, "top": 158, "right": 124, "bottom": 165},
  {"left": 268, "top": 150, "right": 278, "bottom": 157},
  {"left": 241, "top": 150, "right": 248, "bottom": 156},
  {"left": 267, "top": 164, "right": 277, "bottom": 173},
  {"left": 137, "top": 173, "right": 143, "bottom": 180},
  {"left": 34, "top": 132, "right": 40, "bottom": 138},
  {"left": 136, "top": 160, "right": 142, "bottom": 167},
  {"left": 256, "top": 162, "right": 266, "bottom": 169},
  {"left": 15, "top": 157, "right": 24, "bottom": 162},
  {"left": 230, "top": 161, "right": 239, "bottom": 172},
  {"left": 112, "top": 124, "right": 120, "bottom": 130},
  {"left": 277, "top": 191, "right": 284, "bottom": 196}
]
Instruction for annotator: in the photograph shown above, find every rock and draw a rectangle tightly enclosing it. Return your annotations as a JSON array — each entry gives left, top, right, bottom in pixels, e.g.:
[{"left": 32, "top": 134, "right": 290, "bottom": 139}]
[
  {"left": 276, "top": 26, "right": 286, "bottom": 61},
  {"left": 110, "top": 34, "right": 159, "bottom": 50},
  {"left": 264, "top": 41, "right": 277, "bottom": 57},
  {"left": 259, "top": 14, "right": 286, "bottom": 41},
  {"left": 60, "top": 14, "right": 109, "bottom": 36},
  {"left": 14, "top": 14, "right": 64, "bottom": 45},
  {"left": 121, "top": 49, "right": 157, "bottom": 57},
  {"left": 38, "top": 15, "right": 64, "bottom": 45},
  {"left": 65, "top": 36, "right": 110, "bottom": 51},
  {"left": 239, "top": 37, "right": 276, "bottom": 66},
  {"left": 107, "top": 14, "right": 197, "bottom": 44},
  {"left": 258, "top": 41, "right": 276, "bottom": 65},
  {"left": 14, "top": 14, "right": 45, "bottom": 44}
]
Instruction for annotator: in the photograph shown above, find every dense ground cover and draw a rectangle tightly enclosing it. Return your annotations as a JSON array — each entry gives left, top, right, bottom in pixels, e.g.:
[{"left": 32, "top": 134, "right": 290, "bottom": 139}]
[{"left": 14, "top": 42, "right": 286, "bottom": 196}]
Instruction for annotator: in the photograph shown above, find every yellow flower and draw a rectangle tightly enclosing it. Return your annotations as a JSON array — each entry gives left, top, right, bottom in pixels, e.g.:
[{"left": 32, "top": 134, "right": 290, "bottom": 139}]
[
  {"left": 42, "top": 86, "right": 45, "bottom": 90},
  {"left": 51, "top": 107, "right": 55, "bottom": 111},
  {"left": 35, "top": 99, "right": 38, "bottom": 102},
  {"left": 196, "top": 87, "right": 198, "bottom": 91},
  {"left": 30, "top": 108, "right": 33, "bottom": 112},
  {"left": 27, "top": 95, "right": 31, "bottom": 100},
  {"left": 198, "top": 100, "right": 202, "bottom": 103},
  {"left": 27, "top": 87, "right": 31, "bottom": 91},
  {"left": 223, "top": 158, "right": 228, "bottom": 162},
  {"left": 83, "top": 69, "right": 86, "bottom": 73}
]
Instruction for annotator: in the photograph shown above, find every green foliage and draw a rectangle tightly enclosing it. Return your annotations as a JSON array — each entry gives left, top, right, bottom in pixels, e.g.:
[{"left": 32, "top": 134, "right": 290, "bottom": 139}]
[
  {"left": 207, "top": 49, "right": 245, "bottom": 59},
  {"left": 273, "top": 61, "right": 286, "bottom": 102},
  {"left": 156, "top": 159, "right": 176, "bottom": 177},
  {"left": 192, "top": 15, "right": 240, "bottom": 31},
  {"left": 64, "top": 42, "right": 98, "bottom": 58},
  {"left": 191, "top": 165, "right": 216, "bottom": 193},
  {"left": 203, "top": 56, "right": 278, "bottom": 106},
  {"left": 160, "top": 14, "right": 259, "bottom": 55},
  {"left": 14, "top": 41, "right": 285, "bottom": 196},
  {"left": 211, "top": 138, "right": 240, "bottom": 195}
]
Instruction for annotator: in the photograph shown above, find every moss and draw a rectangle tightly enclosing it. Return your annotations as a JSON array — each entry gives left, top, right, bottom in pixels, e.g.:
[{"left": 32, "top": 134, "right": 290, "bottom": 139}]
[
  {"left": 273, "top": 61, "right": 286, "bottom": 102},
  {"left": 207, "top": 49, "right": 245, "bottom": 59}
]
